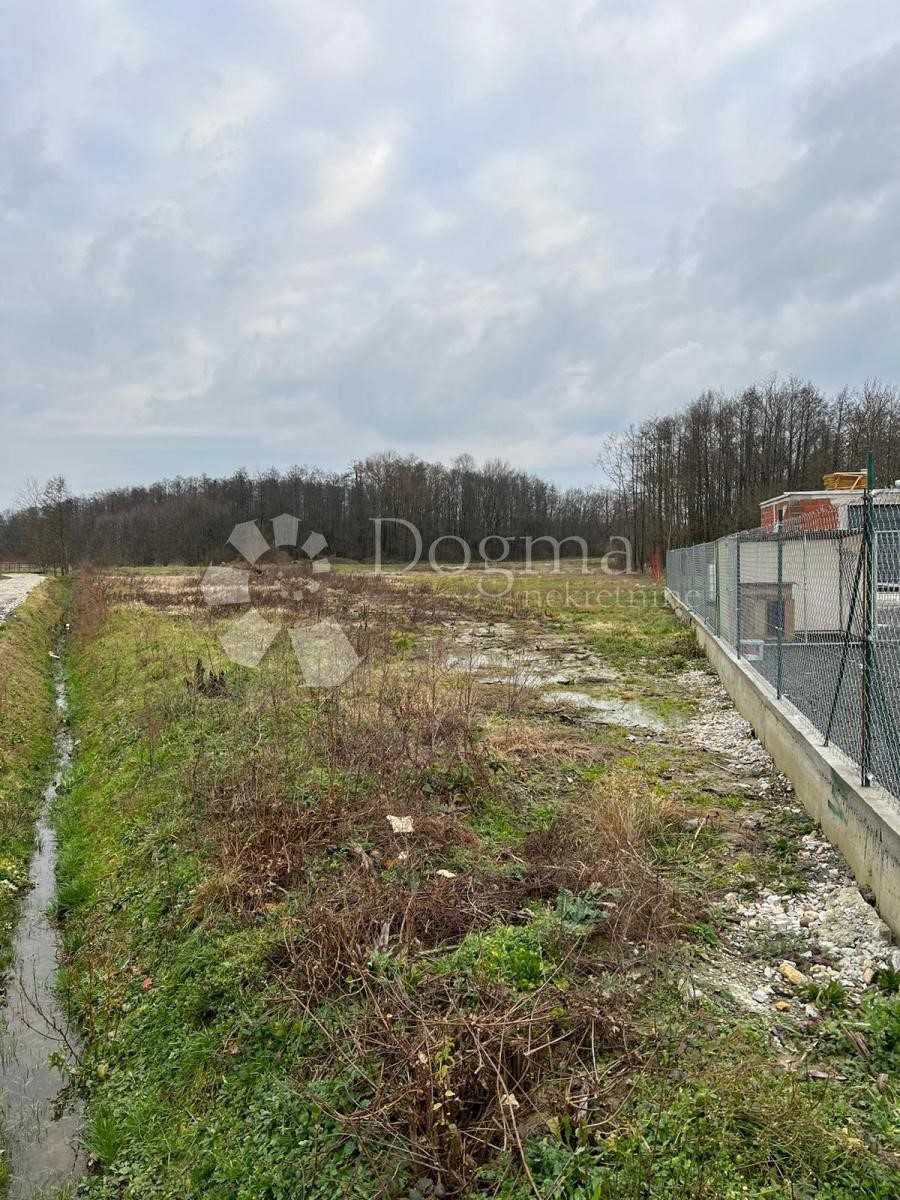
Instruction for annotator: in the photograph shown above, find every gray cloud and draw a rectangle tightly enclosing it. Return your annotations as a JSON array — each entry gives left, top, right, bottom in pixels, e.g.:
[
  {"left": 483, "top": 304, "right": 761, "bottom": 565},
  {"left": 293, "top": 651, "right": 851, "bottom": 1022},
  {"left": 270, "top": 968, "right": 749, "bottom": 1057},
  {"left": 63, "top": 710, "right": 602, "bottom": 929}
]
[{"left": 2, "top": 0, "right": 900, "bottom": 505}]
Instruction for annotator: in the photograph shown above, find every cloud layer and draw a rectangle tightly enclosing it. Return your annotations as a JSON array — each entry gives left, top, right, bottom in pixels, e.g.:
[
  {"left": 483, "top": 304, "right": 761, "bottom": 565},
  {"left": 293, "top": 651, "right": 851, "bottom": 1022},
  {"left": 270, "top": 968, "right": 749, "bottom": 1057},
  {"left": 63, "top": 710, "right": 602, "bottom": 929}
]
[{"left": 2, "top": 0, "right": 900, "bottom": 504}]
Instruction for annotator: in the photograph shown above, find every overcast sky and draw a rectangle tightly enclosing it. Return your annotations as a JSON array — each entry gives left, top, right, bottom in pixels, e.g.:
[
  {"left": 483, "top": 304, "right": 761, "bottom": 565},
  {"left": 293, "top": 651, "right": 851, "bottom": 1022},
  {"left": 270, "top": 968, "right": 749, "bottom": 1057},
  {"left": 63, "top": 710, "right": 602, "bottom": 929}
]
[{"left": 2, "top": 1, "right": 900, "bottom": 507}]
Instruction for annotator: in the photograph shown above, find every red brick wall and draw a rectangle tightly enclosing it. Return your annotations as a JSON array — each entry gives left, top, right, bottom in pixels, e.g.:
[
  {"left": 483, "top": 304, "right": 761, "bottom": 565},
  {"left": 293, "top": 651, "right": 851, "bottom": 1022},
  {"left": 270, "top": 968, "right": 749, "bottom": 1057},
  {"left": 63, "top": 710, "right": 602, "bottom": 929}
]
[{"left": 760, "top": 497, "right": 838, "bottom": 530}]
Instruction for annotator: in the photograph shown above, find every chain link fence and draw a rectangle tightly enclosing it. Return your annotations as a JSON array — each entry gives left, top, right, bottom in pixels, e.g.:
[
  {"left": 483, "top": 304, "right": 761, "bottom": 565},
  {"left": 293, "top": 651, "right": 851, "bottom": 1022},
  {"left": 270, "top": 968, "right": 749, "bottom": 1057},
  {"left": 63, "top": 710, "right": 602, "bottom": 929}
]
[{"left": 667, "top": 495, "right": 900, "bottom": 807}]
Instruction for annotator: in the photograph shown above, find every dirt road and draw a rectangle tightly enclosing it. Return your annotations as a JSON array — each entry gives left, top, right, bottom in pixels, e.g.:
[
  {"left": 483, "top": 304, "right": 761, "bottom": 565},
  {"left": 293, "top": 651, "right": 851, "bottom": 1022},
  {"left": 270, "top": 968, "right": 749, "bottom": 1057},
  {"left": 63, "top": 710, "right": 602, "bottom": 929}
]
[{"left": 0, "top": 573, "right": 45, "bottom": 622}]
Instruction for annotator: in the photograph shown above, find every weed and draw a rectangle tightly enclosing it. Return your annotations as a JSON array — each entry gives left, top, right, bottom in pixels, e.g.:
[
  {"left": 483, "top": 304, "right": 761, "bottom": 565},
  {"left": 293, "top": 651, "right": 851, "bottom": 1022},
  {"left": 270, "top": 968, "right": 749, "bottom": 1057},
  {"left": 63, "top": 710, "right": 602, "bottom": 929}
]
[
  {"left": 874, "top": 964, "right": 900, "bottom": 995},
  {"left": 447, "top": 921, "right": 554, "bottom": 991},
  {"left": 803, "top": 979, "right": 848, "bottom": 1013},
  {"left": 746, "top": 927, "right": 812, "bottom": 964}
]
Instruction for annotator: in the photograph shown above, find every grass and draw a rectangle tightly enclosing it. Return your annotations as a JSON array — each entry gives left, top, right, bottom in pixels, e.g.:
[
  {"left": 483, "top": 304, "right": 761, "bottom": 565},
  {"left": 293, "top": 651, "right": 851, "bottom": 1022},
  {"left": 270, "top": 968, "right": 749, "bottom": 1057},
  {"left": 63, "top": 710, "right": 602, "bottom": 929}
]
[
  {"left": 48, "top": 565, "right": 900, "bottom": 1198},
  {"left": 0, "top": 578, "right": 68, "bottom": 1193}
]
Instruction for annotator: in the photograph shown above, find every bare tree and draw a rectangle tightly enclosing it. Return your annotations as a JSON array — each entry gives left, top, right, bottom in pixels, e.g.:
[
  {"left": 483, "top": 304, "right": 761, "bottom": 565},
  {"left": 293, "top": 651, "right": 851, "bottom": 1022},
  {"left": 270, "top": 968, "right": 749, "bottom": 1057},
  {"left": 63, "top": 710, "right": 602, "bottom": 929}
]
[{"left": 12, "top": 476, "right": 73, "bottom": 572}]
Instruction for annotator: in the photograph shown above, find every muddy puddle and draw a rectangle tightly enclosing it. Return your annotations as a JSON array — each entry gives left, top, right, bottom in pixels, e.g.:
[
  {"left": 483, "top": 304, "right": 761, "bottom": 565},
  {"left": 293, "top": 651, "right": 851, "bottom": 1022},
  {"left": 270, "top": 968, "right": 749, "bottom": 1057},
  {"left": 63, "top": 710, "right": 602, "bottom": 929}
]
[
  {"left": 0, "top": 651, "right": 83, "bottom": 1198},
  {"left": 540, "top": 689, "right": 678, "bottom": 732},
  {"left": 442, "top": 623, "right": 685, "bottom": 733}
]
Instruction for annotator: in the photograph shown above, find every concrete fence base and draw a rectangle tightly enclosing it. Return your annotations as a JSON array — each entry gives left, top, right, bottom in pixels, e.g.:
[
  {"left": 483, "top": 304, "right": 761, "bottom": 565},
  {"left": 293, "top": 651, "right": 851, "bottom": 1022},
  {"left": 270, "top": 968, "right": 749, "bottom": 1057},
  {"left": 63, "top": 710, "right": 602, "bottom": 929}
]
[{"left": 667, "top": 589, "right": 900, "bottom": 937}]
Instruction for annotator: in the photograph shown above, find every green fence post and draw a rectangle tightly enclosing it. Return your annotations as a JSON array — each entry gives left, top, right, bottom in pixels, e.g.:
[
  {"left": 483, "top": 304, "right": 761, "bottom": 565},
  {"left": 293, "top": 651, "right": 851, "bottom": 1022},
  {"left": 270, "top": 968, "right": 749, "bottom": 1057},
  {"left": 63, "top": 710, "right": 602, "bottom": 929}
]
[
  {"left": 861, "top": 450, "right": 875, "bottom": 785},
  {"left": 735, "top": 536, "right": 742, "bottom": 657},
  {"left": 776, "top": 516, "right": 784, "bottom": 699}
]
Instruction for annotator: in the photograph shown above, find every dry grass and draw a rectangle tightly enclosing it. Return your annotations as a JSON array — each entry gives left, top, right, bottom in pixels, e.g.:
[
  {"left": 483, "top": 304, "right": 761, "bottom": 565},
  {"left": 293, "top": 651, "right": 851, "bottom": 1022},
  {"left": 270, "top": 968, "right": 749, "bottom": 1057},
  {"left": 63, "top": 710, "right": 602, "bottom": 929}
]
[
  {"left": 481, "top": 718, "right": 602, "bottom": 761},
  {"left": 104, "top": 563, "right": 465, "bottom": 627},
  {"left": 72, "top": 564, "right": 113, "bottom": 639}
]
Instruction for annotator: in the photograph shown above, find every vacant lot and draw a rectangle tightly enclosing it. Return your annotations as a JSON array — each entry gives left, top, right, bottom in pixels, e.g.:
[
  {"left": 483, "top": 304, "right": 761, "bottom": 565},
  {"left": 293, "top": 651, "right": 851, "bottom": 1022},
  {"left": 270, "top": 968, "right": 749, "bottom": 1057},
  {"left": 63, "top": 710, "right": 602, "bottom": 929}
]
[{"left": 45, "top": 565, "right": 900, "bottom": 1198}]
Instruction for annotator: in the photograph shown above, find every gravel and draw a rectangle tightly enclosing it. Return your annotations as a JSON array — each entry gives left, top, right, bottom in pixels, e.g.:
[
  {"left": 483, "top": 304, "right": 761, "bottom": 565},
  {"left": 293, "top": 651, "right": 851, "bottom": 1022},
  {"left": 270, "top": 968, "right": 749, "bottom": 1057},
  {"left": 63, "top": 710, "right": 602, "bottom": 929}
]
[
  {"left": 676, "top": 668, "right": 897, "bottom": 1014},
  {"left": 444, "top": 621, "right": 622, "bottom": 689},
  {"left": 0, "top": 573, "right": 45, "bottom": 622},
  {"left": 680, "top": 673, "right": 773, "bottom": 774}
]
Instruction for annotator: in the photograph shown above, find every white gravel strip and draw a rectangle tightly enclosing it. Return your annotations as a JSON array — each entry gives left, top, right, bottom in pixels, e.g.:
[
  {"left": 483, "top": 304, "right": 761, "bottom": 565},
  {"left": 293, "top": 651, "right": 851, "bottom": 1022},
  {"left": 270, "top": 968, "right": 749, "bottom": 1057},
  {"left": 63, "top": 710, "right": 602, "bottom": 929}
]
[
  {"left": 675, "top": 668, "right": 897, "bottom": 1014},
  {"left": 0, "top": 573, "right": 46, "bottom": 622}
]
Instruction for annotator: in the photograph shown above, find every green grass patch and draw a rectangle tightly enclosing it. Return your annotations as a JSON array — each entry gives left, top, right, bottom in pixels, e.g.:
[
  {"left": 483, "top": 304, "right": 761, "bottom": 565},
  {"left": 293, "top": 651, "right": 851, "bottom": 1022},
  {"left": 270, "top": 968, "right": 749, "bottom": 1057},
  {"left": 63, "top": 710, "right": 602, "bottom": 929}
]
[{"left": 476, "top": 998, "right": 900, "bottom": 1199}]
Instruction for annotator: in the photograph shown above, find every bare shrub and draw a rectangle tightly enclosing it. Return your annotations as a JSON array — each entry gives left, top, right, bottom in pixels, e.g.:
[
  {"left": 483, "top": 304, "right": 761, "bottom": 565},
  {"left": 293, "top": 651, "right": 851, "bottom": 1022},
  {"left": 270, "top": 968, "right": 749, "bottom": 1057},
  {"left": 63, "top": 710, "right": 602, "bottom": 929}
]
[
  {"left": 72, "top": 565, "right": 113, "bottom": 639},
  {"left": 291, "top": 972, "right": 633, "bottom": 1197}
]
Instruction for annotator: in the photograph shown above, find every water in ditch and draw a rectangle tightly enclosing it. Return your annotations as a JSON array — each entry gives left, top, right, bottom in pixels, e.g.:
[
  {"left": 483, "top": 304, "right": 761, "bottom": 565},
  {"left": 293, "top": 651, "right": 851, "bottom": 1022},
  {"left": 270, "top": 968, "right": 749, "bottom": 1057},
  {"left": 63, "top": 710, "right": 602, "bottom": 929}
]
[{"left": 0, "top": 650, "right": 84, "bottom": 1197}]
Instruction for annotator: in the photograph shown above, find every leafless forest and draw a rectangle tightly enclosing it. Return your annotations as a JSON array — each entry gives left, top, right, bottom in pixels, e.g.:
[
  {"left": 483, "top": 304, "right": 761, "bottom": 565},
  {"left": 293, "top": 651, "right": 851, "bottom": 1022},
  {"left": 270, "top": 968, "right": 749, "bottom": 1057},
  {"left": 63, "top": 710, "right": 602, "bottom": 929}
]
[{"left": 4, "top": 378, "right": 900, "bottom": 571}]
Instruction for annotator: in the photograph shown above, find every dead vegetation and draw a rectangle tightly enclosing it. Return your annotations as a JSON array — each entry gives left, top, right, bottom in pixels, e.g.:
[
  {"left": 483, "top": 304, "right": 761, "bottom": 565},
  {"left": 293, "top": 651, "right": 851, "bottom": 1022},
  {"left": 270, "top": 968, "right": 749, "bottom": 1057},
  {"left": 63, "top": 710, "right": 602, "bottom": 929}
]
[
  {"left": 103, "top": 563, "right": 467, "bottom": 628},
  {"left": 185, "top": 659, "right": 229, "bottom": 696},
  {"left": 290, "top": 972, "right": 635, "bottom": 1196},
  {"left": 171, "top": 633, "right": 683, "bottom": 1191},
  {"left": 71, "top": 564, "right": 112, "bottom": 639}
]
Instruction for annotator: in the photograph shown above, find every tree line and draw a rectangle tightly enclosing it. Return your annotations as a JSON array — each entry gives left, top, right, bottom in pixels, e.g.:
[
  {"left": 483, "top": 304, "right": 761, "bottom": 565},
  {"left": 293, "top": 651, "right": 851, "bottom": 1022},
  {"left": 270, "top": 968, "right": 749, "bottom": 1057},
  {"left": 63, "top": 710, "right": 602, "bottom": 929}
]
[
  {"left": 601, "top": 378, "right": 900, "bottom": 564},
  {"left": 0, "top": 455, "right": 619, "bottom": 570},
  {"left": 4, "top": 379, "right": 899, "bottom": 572}
]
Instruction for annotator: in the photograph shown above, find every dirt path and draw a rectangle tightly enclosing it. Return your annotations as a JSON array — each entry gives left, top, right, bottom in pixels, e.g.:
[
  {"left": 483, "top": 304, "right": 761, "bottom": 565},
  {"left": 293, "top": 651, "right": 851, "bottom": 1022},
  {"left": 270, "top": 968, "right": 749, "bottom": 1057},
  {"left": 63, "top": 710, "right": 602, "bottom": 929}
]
[{"left": 0, "top": 573, "right": 46, "bottom": 622}]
